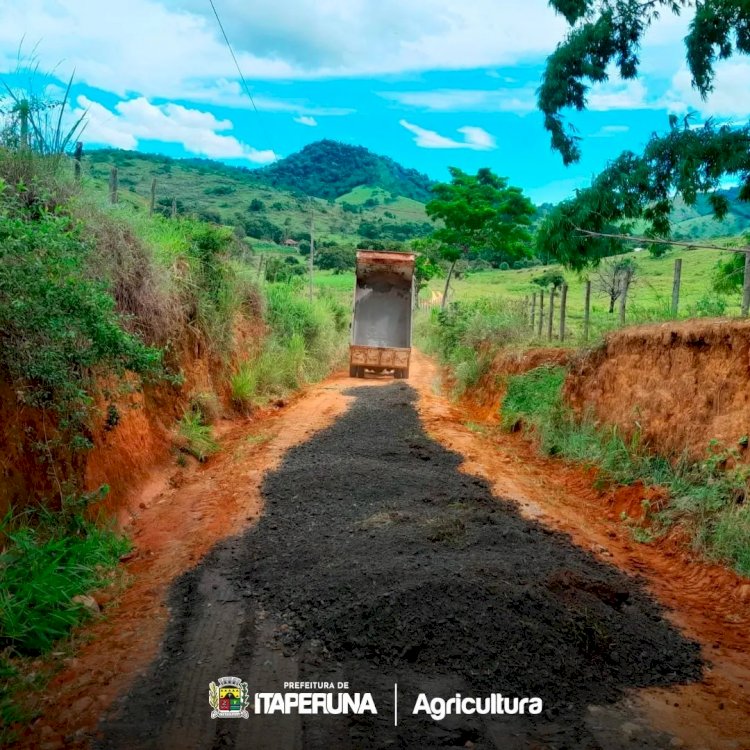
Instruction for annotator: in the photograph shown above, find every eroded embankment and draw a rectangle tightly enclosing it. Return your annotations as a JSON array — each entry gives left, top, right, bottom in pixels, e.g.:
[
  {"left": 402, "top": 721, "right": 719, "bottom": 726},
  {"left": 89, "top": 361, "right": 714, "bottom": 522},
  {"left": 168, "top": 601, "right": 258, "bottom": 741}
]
[
  {"left": 0, "top": 315, "right": 264, "bottom": 520},
  {"left": 565, "top": 319, "right": 750, "bottom": 463}
]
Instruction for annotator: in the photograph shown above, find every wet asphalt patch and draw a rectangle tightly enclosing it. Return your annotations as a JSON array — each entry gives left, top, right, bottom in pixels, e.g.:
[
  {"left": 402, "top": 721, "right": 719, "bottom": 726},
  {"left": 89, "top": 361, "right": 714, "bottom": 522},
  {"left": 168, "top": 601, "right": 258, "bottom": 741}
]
[{"left": 98, "top": 383, "right": 701, "bottom": 750}]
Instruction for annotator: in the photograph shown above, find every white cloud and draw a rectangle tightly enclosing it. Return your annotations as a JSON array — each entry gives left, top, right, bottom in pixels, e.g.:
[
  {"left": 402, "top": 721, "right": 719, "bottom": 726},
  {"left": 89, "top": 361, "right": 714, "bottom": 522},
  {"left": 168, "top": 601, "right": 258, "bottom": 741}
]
[
  {"left": 73, "top": 96, "right": 277, "bottom": 163},
  {"left": 380, "top": 88, "right": 536, "bottom": 114},
  {"left": 591, "top": 124, "right": 630, "bottom": 137},
  {"left": 587, "top": 79, "right": 653, "bottom": 111},
  {"left": 0, "top": 0, "right": 567, "bottom": 99},
  {"left": 399, "top": 120, "right": 497, "bottom": 150},
  {"left": 294, "top": 115, "right": 317, "bottom": 127},
  {"left": 661, "top": 61, "right": 750, "bottom": 119}
]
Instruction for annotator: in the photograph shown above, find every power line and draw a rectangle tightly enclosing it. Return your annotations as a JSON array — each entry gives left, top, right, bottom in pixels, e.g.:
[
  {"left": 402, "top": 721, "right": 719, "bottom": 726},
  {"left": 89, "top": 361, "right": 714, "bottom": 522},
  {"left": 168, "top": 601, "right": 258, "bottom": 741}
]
[{"left": 207, "top": 0, "right": 273, "bottom": 151}]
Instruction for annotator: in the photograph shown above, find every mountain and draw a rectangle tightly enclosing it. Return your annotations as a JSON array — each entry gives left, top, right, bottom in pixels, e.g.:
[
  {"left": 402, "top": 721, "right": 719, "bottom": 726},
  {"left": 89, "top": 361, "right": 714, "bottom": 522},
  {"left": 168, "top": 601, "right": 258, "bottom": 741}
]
[
  {"left": 669, "top": 187, "right": 750, "bottom": 240},
  {"left": 254, "top": 140, "right": 435, "bottom": 202},
  {"left": 83, "top": 149, "right": 432, "bottom": 247}
]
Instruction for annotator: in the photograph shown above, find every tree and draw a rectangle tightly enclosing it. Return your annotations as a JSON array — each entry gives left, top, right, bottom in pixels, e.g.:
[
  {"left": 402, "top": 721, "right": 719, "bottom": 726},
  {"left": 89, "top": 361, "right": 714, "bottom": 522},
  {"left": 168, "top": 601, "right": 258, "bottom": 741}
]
[
  {"left": 539, "top": 0, "right": 750, "bottom": 165},
  {"left": 426, "top": 167, "right": 535, "bottom": 307},
  {"left": 594, "top": 257, "right": 638, "bottom": 313},
  {"left": 249, "top": 199, "right": 265, "bottom": 212},
  {"left": 409, "top": 238, "right": 443, "bottom": 306},
  {"left": 316, "top": 246, "right": 356, "bottom": 273},
  {"left": 536, "top": 119, "right": 750, "bottom": 269},
  {"left": 531, "top": 271, "right": 566, "bottom": 291}
]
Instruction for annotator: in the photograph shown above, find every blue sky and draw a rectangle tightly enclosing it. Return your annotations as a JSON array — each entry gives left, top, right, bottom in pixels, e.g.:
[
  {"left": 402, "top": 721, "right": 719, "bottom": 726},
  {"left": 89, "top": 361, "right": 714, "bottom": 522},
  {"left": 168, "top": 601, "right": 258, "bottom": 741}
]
[{"left": 2, "top": 0, "right": 748, "bottom": 204}]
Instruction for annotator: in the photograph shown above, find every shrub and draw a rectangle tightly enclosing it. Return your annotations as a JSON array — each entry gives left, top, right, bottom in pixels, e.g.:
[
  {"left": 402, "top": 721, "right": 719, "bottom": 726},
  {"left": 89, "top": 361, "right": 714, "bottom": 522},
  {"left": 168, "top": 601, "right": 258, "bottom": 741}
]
[
  {"left": 178, "top": 410, "right": 219, "bottom": 461},
  {"left": 231, "top": 362, "right": 258, "bottom": 411},
  {"left": 0, "top": 184, "right": 163, "bottom": 426},
  {"left": 499, "top": 261, "right": 510, "bottom": 270},
  {"left": 0, "top": 499, "right": 129, "bottom": 654}
]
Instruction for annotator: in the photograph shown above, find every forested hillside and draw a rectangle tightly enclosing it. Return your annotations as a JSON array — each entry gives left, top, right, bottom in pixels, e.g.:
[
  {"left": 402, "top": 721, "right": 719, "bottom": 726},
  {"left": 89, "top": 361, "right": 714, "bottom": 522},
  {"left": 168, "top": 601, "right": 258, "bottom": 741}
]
[
  {"left": 254, "top": 140, "right": 434, "bottom": 201},
  {"left": 84, "top": 149, "right": 433, "bottom": 249}
]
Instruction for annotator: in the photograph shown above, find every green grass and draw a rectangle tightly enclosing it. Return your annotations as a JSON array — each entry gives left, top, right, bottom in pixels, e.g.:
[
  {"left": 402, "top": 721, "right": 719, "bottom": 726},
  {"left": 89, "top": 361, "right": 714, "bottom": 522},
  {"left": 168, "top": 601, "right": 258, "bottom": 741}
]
[
  {"left": 0, "top": 503, "right": 129, "bottom": 742},
  {"left": 231, "top": 361, "right": 258, "bottom": 411},
  {"left": 502, "top": 366, "right": 750, "bottom": 576},
  {"left": 0, "top": 514, "right": 129, "bottom": 654},
  {"left": 178, "top": 410, "right": 219, "bottom": 461},
  {"left": 419, "top": 245, "right": 745, "bottom": 343}
]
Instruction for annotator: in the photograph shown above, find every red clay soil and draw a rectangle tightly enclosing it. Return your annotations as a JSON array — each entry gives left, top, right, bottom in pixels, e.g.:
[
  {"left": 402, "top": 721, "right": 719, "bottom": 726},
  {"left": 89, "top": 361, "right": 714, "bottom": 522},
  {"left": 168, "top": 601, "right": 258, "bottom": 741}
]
[
  {"left": 450, "top": 345, "right": 572, "bottom": 422},
  {"left": 421, "top": 350, "right": 750, "bottom": 749},
  {"left": 565, "top": 318, "right": 750, "bottom": 463},
  {"left": 13, "top": 375, "right": 362, "bottom": 749},
  {"left": 10, "top": 351, "right": 750, "bottom": 749},
  {"left": 0, "top": 316, "right": 266, "bottom": 519}
]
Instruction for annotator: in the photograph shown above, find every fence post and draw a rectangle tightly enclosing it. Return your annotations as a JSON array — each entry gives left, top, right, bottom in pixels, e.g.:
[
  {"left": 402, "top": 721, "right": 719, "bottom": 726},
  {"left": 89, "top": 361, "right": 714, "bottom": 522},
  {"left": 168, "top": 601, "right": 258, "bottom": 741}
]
[
  {"left": 671, "top": 258, "right": 682, "bottom": 317},
  {"left": 171, "top": 197, "right": 177, "bottom": 219},
  {"left": 73, "top": 142, "right": 83, "bottom": 181},
  {"left": 109, "top": 167, "right": 118, "bottom": 204},
  {"left": 619, "top": 280, "right": 629, "bottom": 325},
  {"left": 559, "top": 283, "right": 568, "bottom": 342},
  {"left": 547, "top": 288, "right": 555, "bottom": 341},
  {"left": 149, "top": 178, "right": 156, "bottom": 216},
  {"left": 742, "top": 251, "right": 750, "bottom": 317},
  {"left": 530, "top": 292, "right": 537, "bottom": 330},
  {"left": 583, "top": 280, "right": 591, "bottom": 341},
  {"left": 537, "top": 290, "right": 544, "bottom": 337}
]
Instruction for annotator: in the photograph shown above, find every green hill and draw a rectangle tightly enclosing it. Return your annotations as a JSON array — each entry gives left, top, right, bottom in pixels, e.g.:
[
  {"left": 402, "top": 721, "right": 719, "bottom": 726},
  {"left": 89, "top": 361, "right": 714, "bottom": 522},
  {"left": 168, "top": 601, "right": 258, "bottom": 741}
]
[
  {"left": 669, "top": 187, "right": 750, "bottom": 240},
  {"left": 83, "top": 149, "right": 431, "bottom": 249},
  {"left": 254, "top": 140, "right": 434, "bottom": 201}
]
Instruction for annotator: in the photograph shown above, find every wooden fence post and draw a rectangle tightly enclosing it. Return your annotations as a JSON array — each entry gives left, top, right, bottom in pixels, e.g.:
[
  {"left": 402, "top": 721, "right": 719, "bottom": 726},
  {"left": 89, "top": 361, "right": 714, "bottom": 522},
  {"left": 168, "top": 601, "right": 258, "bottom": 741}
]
[
  {"left": 547, "top": 288, "right": 555, "bottom": 341},
  {"left": 149, "top": 178, "right": 156, "bottom": 216},
  {"left": 742, "top": 251, "right": 750, "bottom": 317},
  {"left": 671, "top": 258, "right": 682, "bottom": 317},
  {"left": 530, "top": 292, "right": 537, "bottom": 330},
  {"left": 171, "top": 197, "right": 177, "bottom": 219},
  {"left": 559, "top": 283, "right": 568, "bottom": 342},
  {"left": 109, "top": 167, "right": 118, "bottom": 204},
  {"left": 256, "top": 254, "right": 265, "bottom": 282},
  {"left": 619, "top": 280, "right": 629, "bottom": 325},
  {"left": 583, "top": 280, "right": 591, "bottom": 341},
  {"left": 537, "top": 290, "right": 544, "bottom": 337},
  {"left": 73, "top": 142, "right": 83, "bottom": 181}
]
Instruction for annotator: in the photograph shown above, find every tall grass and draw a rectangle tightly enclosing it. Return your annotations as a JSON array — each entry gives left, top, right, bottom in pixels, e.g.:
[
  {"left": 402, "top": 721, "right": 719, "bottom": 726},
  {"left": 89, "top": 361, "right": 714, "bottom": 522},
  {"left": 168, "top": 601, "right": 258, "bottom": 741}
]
[
  {"left": 417, "top": 298, "right": 527, "bottom": 396},
  {"left": 502, "top": 366, "right": 750, "bottom": 576},
  {"left": 229, "top": 282, "right": 348, "bottom": 407}
]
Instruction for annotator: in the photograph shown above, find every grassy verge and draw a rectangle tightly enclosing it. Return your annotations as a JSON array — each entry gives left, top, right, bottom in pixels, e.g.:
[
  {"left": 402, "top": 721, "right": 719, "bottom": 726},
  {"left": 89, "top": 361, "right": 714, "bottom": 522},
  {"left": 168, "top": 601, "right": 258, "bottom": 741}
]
[
  {"left": 502, "top": 366, "right": 750, "bottom": 576},
  {"left": 415, "top": 298, "right": 528, "bottom": 397},
  {"left": 0, "top": 498, "right": 129, "bottom": 741},
  {"left": 230, "top": 282, "right": 348, "bottom": 409}
]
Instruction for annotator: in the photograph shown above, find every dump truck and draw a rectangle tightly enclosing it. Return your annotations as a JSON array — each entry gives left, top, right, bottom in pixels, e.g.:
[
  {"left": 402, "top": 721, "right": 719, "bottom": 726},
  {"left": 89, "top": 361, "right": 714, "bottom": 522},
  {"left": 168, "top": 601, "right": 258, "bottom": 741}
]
[{"left": 349, "top": 250, "right": 416, "bottom": 379}]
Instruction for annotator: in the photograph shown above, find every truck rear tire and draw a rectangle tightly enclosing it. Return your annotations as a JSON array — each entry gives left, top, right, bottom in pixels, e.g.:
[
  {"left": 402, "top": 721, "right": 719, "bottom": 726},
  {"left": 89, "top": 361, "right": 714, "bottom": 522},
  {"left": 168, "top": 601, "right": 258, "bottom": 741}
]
[
  {"left": 349, "top": 364, "right": 358, "bottom": 377},
  {"left": 395, "top": 367, "right": 409, "bottom": 379}
]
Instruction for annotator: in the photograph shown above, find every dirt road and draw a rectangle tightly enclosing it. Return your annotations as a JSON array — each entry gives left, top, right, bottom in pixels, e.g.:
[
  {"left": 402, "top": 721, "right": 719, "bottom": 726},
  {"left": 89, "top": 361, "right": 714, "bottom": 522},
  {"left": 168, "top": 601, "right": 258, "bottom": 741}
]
[{"left": 22, "top": 354, "right": 750, "bottom": 749}]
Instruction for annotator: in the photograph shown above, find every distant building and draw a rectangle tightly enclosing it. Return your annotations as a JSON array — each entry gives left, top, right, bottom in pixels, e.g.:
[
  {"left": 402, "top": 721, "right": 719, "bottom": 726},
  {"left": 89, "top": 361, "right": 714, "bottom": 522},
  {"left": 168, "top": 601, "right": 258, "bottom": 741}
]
[{"left": 283, "top": 239, "right": 300, "bottom": 247}]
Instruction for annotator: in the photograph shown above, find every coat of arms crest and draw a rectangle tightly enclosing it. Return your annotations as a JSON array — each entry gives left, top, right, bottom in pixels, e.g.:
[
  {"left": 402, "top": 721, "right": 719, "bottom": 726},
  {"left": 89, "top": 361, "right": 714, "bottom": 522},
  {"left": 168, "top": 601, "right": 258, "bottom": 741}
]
[{"left": 209, "top": 676, "right": 250, "bottom": 719}]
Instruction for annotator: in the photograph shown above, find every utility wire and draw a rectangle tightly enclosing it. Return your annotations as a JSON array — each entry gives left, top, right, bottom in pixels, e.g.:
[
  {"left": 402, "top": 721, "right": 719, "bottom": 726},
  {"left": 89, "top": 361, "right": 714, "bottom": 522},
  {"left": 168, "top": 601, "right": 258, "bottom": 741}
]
[{"left": 207, "top": 0, "right": 274, "bottom": 152}]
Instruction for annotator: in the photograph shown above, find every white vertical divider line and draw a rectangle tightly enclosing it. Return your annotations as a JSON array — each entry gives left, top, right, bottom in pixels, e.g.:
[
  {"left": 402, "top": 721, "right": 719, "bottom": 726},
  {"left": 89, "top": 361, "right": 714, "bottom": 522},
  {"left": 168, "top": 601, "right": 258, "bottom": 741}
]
[{"left": 394, "top": 683, "right": 398, "bottom": 726}]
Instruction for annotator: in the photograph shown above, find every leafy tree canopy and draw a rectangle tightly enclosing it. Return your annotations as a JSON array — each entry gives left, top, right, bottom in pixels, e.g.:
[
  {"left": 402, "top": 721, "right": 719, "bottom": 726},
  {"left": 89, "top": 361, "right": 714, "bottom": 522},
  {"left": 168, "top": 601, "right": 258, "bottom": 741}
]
[
  {"left": 537, "top": 119, "right": 750, "bottom": 269},
  {"left": 539, "top": 0, "right": 750, "bottom": 164},
  {"left": 426, "top": 167, "right": 535, "bottom": 263}
]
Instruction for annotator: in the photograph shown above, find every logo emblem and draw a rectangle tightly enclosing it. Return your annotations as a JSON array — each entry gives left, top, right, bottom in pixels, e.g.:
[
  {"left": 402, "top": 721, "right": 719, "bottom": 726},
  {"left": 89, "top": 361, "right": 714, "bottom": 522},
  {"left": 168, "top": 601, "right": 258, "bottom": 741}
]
[{"left": 209, "top": 676, "right": 250, "bottom": 719}]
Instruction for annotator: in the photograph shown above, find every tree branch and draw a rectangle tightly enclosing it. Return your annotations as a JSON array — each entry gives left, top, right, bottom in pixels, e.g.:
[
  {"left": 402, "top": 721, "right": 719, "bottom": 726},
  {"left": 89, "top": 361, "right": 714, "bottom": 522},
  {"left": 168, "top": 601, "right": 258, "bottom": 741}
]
[{"left": 572, "top": 226, "right": 750, "bottom": 254}]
